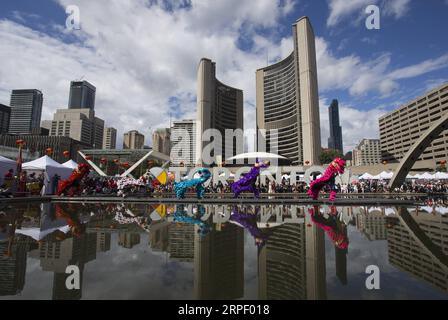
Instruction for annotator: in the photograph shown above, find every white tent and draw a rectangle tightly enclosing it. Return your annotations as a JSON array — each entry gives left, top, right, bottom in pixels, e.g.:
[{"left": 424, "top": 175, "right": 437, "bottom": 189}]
[
  {"left": 417, "top": 172, "right": 434, "bottom": 180},
  {"left": 226, "top": 152, "right": 288, "bottom": 161},
  {"left": 62, "top": 159, "right": 78, "bottom": 169},
  {"left": 434, "top": 172, "right": 448, "bottom": 179},
  {"left": 22, "top": 156, "right": 73, "bottom": 194},
  {"left": 359, "top": 173, "right": 374, "bottom": 180},
  {"left": 0, "top": 156, "right": 16, "bottom": 185},
  {"left": 379, "top": 171, "right": 394, "bottom": 179}
]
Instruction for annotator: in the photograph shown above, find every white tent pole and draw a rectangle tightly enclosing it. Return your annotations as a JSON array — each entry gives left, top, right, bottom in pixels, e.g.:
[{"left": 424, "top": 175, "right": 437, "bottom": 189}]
[{"left": 78, "top": 151, "right": 107, "bottom": 176}]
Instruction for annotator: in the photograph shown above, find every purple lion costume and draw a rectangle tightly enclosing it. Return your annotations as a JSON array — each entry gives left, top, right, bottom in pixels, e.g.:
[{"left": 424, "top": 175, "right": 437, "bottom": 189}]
[
  {"left": 307, "top": 157, "right": 346, "bottom": 201},
  {"left": 231, "top": 160, "right": 270, "bottom": 199}
]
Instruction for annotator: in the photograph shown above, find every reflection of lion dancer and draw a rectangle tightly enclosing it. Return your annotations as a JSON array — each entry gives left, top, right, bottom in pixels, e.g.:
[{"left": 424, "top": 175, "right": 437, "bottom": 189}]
[
  {"left": 57, "top": 163, "right": 90, "bottom": 196},
  {"left": 174, "top": 168, "right": 211, "bottom": 199},
  {"left": 231, "top": 160, "right": 270, "bottom": 199},
  {"left": 229, "top": 206, "right": 269, "bottom": 247},
  {"left": 308, "top": 205, "right": 348, "bottom": 249},
  {"left": 307, "top": 157, "right": 345, "bottom": 201},
  {"left": 55, "top": 203, "right": 86, "bottom": 238}
]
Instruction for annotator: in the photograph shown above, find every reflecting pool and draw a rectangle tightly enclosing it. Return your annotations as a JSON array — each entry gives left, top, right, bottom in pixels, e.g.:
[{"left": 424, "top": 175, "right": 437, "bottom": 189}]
[{"left": 0, "top": 202, "right": 447, "bottom": 300}]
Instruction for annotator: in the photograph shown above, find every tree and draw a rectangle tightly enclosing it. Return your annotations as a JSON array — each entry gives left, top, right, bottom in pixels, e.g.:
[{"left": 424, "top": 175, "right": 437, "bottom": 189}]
[{"left": 319, "top": 148, "right": 343, "bottom": 164}]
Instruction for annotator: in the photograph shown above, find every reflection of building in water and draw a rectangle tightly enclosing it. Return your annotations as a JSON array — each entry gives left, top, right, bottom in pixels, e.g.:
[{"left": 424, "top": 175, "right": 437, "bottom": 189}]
[
  {"left": 149, "top": 221, "right": 169, "bottom": 252},
  {"left": 96, "top": 232, "right": 111, "bottom": 252},
  {"left": 194, "top": 224, "right": 244, "bottom": 299},
  {"left": 118, "top": 232, "right": 140, "bottom": 249},
  {"left": 335, "top": 245, "right": 347, "bottom": 285},
  {"left": 0, "top": 240, "right": 28, "bottom": 296},
  {"left": 168, "top": 224, "right": 195, "bottom": 262},
  {"left": 387, "top": 211, "right": 448, "bottom": 292},
  {"left": 258, "top": 217, "right": 326, "bottom": 300},
  {"left": 39, "top": 233, "right": 97, "bottom": 300},
  {"left": 357, "top": 210, "right": 387, "bottom": 241}
]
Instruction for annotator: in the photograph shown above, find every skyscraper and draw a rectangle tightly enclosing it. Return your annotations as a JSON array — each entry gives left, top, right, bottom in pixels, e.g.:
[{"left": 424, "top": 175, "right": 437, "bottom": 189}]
[
  {"left": 103, "top": 127, "right": 117, "bottom": 149},
  {"left": 42, "top": 108, "right": 104, "bottom": 149},
  {"left": 171, "top": 120, "right": 197, "bottom": 166},
  {"left": 0, "top": 104, "right": 11, "bottom": 134},
  {"left": 123, "top": 130, "right": 145, "bottom": 149},
  {"left": 152, "top": 128, "right": 171, "bottom": 156},
  {"left": 196, "top": 58, "right": 244, "bottom": 165},
  {"left": 8, "top": 89, "right": 43, "bottom": 134},
  {"left": 256, "top": 17, "right": 321, "bottom": 165},
  {"left": 327, "top": 99, "right": 343, "bottom": 153},
  {"left": 68, "top": 80, "right": 96, "bottom": 110}
]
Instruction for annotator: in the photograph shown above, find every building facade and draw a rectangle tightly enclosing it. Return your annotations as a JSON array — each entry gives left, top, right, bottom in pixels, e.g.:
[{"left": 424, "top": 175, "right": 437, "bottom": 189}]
[
  {"left": 196, "top": 58, "right": 244, "bottom": 165},
  {"left": 352, "top": 139, "right": 381, "bottom": 166},
  {"left": 8, "top": 89, "right": 43, "bottom": 135},
  {"left": 103, "top": 127, "right": 117, "bottom": 150},
  {"left": 379, "top": 83, "right": 448, "bottom": 168},
  {"left": 0, "top": 104, "right": 11, "bottom": 134},
  {"left": 171, "top": 120, "right": 197, "bottom": 166},
  {"left": 0, "top": 134, "right": 90, "bottom": 163},
  {"left": 328, "top": 99, "right": 343, "bottom": 153},
  {"left": 68, "top": 80, "right": 96, "bottom": 110},
  {"left": 42, "top": 108, "right": 104, "bottom": 149},
  {"left": 152, "top": 128, "right": 171, "bottom": 156},
  {"left": 256, "top": 17, "right": 321, "bottom": 166},
  {"left": 123, "top": 130, "right": 145, "bottom": 149}
]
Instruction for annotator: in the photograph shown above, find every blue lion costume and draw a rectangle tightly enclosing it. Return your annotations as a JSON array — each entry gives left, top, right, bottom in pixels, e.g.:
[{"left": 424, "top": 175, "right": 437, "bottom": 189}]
[
  {"left": 174, "top": 168, "right": 212, "bottom": 199},
  {"left": 173, "top": 204, "right": 211, "bottom": 237}
]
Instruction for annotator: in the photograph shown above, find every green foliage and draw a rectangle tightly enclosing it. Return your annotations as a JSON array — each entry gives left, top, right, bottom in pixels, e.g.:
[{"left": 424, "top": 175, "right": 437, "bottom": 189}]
[{"left": 319, "top": 149, "right": 343, "bottom": 164}]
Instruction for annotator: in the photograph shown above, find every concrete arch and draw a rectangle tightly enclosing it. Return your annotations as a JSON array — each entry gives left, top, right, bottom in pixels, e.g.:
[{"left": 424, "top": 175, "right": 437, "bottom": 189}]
[{"left": 388, "top": 112, "right": 448, "bottom": 189}]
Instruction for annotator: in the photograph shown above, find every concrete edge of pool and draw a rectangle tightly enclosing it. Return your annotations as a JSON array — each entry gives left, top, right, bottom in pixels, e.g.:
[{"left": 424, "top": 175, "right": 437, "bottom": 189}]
[{"left": 0, "top": 194, "right": 438, "bottom": 206}]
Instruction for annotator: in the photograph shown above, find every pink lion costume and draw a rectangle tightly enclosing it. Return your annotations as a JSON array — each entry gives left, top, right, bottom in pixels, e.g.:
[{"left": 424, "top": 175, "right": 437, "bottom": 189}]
[{"left": 307, "top": 157, "right": 346, "bottom": 201}]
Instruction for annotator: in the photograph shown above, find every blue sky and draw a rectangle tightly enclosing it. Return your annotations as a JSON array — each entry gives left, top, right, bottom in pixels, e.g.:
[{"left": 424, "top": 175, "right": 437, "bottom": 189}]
[{"left": 0, "top": 0, "right": 447, "bottom": 152}]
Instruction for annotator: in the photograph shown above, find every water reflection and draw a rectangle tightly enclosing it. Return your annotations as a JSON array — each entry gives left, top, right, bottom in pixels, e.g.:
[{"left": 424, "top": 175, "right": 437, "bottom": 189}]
[{"left": 0, "top": 202, "right": 447, "bottom": 299}]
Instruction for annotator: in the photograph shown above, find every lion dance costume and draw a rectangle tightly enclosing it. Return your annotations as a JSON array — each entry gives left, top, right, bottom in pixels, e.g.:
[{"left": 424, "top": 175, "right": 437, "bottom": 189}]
[
  {"left": 308, "top": 205, "right": 348, "bottom": 250},
  {"left": 174, "top": 168, "right": 211, "bottom": 199},
  {"left": 57, "top": 163, "right": 90, "bottom": 196},
  {"left": 231, "top": 161, "right": 269, "bottom": 199},
  {"left": 307, "top": 157, "right": 345, "bottom": 201}
]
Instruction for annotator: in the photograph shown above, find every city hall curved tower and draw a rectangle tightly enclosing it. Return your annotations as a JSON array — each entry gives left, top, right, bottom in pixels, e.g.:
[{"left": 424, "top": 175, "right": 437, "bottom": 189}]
[
  {"left": 256, "top": 17, "right": 321, "bottom": 165},
  {"left": 196, "top": 58, "right": 244, "bottom": 165}
]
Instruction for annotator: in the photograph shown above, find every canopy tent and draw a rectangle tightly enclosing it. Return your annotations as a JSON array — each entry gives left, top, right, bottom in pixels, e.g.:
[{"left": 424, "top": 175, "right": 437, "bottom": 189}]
[
  {"left": 62, "top": 159, "right": 78, "bottom": 169},
  {"left": 359, "top": 173, "right": 374, "bottom": 180},
  {"left": 0, "top": 156, "right": 16, "bottom": 185},
  {"left": 434, "top": 172, "right": 448, "bottom": 179},
  {"left": 22, "top": 155, "right": 73, "bottom": 194},
  {"left": 379, "top": 171, "right": 394, "bottom": 179},
  {"left": 416, "top": 172, "right": 434, "bottom": 180}
]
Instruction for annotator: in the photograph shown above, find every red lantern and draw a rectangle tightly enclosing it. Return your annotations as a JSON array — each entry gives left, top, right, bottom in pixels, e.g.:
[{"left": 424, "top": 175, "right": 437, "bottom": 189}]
[
  {"left": 16, "top": 139, "right": 26, "bottom": 146},
  {"left": 122, "top": 162, "right": 130, "bottom": 168},
  {"left": 85, "top": 155, "right": 92, "bottom": 161},
  {"left": 100, "top": 158, "right": 107, "bottom": 164},
  {"left": 46, "top": 148, "right": 53, "bottom": 156},
  {"left": 113, "top": 159, "right": 120, "bottom": 164},
  {"left": 63, "top": 150, "right": 70, "bottom": 158},
  {"left": 305, "top": 160, "right": 310, "bottom": 165}
]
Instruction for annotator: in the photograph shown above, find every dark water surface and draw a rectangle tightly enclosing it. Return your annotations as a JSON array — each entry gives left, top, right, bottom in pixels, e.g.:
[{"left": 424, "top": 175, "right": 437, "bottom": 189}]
[{"left": 0, "top": 202, "right": 447, "bottom": 300}]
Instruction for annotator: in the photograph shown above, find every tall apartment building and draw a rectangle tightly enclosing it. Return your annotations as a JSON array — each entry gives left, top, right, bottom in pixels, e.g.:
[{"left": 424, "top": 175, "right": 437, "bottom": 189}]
[
  {"left": 171, "top": 119, "right": 197, "bottom": 166},
  {"left": 352, "top": 139, "right": 381, "bottom": 166},
  {"left": 328, "top": 99, "right": 343, "bottom": 153},
  {"left": 123, "top": 130, "right": 145, "bottom": 149},
  {"left": 196, "top": 58, "right": 244, "bottom": 165},
  {"left": 103, "top": 127, "right": 117, "bottom": 149},
  {"left": 379, "top": 83, "right": 448, "bottom": 168},
  {"left": 256, "top": 17, "right": 321, "bottom": 165},
  {"left": 68, "top": 80, "right": 96, "bottom": 110},
  {"left": 152, "top": 128, "right": 171, "bottom": 156},
  {"left": 0, "top": 104, "right": 11, "bottom": 134},
  {"left": 8, "top": 89, "right": 43, "bottom": 134},
  {"left": 42, "top": 108, "right": 104, "bottom": 149}
]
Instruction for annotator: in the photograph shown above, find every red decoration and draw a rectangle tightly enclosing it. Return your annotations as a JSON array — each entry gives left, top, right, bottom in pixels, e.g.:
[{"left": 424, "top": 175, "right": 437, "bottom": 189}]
[
  {"left": 113, "top": 159, "right": 120, "bottom": 163},
  {"left": 305, "top": 160, "right": 310, "bottom": 165},
  {"left": 16, "top": 139, "right": 26, "bottom": 146},
  {"left": 85, "top": 156, "right": 92, "bottom": 161},
  {"left": 100, "top": 157, "right": 107, "bottom": 164},
  {"left": 63, "top": 150, "right": 70, "bottom": 158},
  {"left": 46, "top": 148, "right": 53, "bottom": 156}
]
